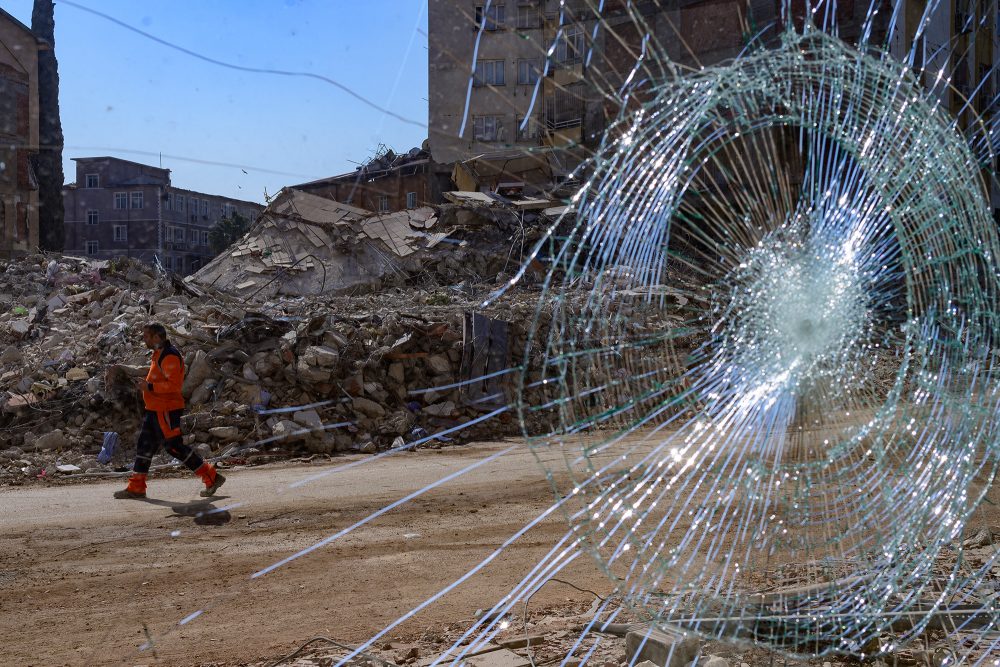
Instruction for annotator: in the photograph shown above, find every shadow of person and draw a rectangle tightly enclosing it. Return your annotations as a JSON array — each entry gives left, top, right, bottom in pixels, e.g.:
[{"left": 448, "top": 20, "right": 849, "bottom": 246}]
[{"left": 141, "top": 497, "right": 233, "bottom": 525}]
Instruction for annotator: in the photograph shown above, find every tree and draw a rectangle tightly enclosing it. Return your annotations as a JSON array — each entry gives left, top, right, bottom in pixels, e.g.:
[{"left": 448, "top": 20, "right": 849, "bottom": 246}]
[
  {"left": 32, "top": 0, "right": 64, "bottom": 252},
  {"left": 209, "top": 213, "right": 252, "bottom": 254}
]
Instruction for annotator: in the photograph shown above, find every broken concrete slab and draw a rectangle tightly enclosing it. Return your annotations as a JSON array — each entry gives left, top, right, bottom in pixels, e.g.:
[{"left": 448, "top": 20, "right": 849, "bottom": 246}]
[
  {"left": 353, "top": 396, "right": 386, "bottom": 419},
  {"left": 65, "top": 368, "right": 89, "bottom": 382},
  {"left": 208, "top": 426, "right": 240, "bottom": 441},
  {"left": 625, "top": 626, "right": 700, "bottom": 667},
  {"left": 31, "top": 430, "right": 68, "bottom": 452},
  {"left": 498, "top": 635, "right": 546, "bottom": 650},
  {"left": 464, "top": 648, "right": 531, "bottom": 667},
  {"left": 413, "top": 643, "right": 503, "bottom": 667},
  {"left": 1, "top": 345, "right": 24, "bottom": 365},
  {"left": 292, "top": 408, "right": 324, "bottom": 431},
  {"left": 301, "top": 345, "right": 339, "bottom": 367}
]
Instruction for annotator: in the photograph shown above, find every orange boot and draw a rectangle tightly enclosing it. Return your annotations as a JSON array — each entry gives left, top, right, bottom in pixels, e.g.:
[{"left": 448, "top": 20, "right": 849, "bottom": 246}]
[
  {"left": 196, "top": 462, "right": 226, "bottom": 497},
  {"left": 114, "top": 473, "right": 147, "bottom": 499}
]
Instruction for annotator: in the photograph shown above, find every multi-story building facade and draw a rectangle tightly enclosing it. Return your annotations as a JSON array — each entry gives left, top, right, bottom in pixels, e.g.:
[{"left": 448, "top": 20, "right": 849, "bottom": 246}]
[
  {"left": 429, "top": 0, "right": 551, "bottom": 165},
  {"left": 890, "top": 0, "right": 998, "bottom": 211},
  {"left": 63, "top": 157, "right": 264, "bottom": 275},
  {"left": 429, "top": 0, "right": 993, "bottom": 175},
  {"left": 428, "top": 0, "right": 751, "bottom": 172},
  {"left": 0, "top": 8, "right": 43, "bottom": 257}
]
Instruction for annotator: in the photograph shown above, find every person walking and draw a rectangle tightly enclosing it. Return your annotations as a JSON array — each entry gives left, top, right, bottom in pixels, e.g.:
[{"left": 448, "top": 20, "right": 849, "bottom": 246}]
[{"left": 114, "top": 322, "right": 225, "bottom": 499}]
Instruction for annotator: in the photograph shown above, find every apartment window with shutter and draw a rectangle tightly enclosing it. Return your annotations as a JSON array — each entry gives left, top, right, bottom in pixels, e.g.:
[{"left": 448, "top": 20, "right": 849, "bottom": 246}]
[
  {"left": 516, "top": 116, "right": 540, "bottom": 141},
  {"left": 475, "top": 4, "right": 505, "bottom": 29},
  {"left": 474, "top": 60, "right": 505, "bottom": 86},
  {"left": 516, "top": 3, "right": 542, "bottom": 28},
  {"left": 517, "top": 59, "right": 541, "bottom": 85},
  {"left": 556, "top": 26, "right": 584, "bottom": 64},
  {"left": 473, "top": 115, "right": 505, "bottom": 141}
]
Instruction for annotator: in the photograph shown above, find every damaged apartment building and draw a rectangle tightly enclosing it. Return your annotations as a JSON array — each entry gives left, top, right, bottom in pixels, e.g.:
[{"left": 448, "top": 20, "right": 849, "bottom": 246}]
[
  {"left": 291, "top": 144, "right": 452, "bottom": 213},
  {"left": 0, "top": 8, "right": 44, "bottom": 257},
  {"left": 426, "top": 0, "right": 990, "bottom": 203},
  {"left": 62, "top": 157, "right": 264, "bottom": 275},
  {"left": 426, "top": 0, "right": 753, "bottom": 190}
]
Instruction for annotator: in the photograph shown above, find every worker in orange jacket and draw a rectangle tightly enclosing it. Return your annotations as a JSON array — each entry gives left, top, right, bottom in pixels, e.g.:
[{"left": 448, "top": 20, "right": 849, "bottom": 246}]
[{"left": 114, "top": 322, "right": 225, "bottom": 499}]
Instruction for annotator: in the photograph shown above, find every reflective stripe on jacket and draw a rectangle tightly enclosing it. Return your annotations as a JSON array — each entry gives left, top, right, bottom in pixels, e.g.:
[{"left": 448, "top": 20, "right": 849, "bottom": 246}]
[{"left": 143, "top": 342, "right": 185, "bottom": 411}]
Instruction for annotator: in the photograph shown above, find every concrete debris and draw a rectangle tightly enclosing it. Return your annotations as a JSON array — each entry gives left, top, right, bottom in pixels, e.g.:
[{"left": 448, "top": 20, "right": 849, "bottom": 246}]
[
  {"left": 497, "top": 635, "right": 546, "bottom": 650},
  {"left": 695, "top": 657, "right": 731, "bottom": 667},
  {"left": 189, "top": 187, "right": 562, "bottom": 299},
  {"left": 0, "top": 184, "right": 699, "bottom": 487},
  {"left": 625, "top": 626, "right": 700, "bottom": 667},
  {"left": 463, "top": 649, "right": 530, "bottom": 667},
  {"left": 208, "top": 426, "right": 240, "bottom": 441},
  {"left": 31, "top": 429, "right": 68, "bottom": 452}
]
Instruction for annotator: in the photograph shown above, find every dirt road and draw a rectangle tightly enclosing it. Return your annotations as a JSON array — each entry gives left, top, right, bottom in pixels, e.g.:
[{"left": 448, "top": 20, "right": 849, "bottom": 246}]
[
  {"left": 0, "top": 441, "right": 610, "bottom": 666},
  {"left": 4, "top": 435, "right": 999, "bottom": 667}
]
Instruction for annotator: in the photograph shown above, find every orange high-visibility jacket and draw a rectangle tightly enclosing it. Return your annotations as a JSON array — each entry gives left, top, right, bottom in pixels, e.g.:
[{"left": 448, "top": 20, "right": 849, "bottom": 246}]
[{"left": 142, "top": 342, "right": 185, "bottom": 412}]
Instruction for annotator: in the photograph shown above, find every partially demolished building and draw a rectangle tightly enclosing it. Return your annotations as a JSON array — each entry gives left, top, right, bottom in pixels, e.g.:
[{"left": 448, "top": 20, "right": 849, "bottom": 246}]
[{"left": 189, "top": 186, "right": 562, "bottom": 298}]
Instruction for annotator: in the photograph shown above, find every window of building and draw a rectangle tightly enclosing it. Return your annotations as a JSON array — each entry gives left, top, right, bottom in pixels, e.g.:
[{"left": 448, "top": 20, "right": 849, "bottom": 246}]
[
  {"left": 516, "top": 3, "right": 541, "bottom": 29},
  {"left": 200, "top": 230, "right": 209, "bottom": 246},
  {"left": 556, "top": 26, "right": 584, "bottom": 64},
  {"left": 475, "top": 4, "right": 505, "bottom": 30},
  {"left": 86, "top": 209, "right": 99, "bottom": 225},
  {"left": 85, "top": 173, "right": 99, "bottom": 188},
  {"left": 517, "top": 59, "right": 541, "bottom": 85},
  {"left": 173, "top": 226, "right": 185, "bottom": 242},
  {"left": 377, "top": 195, "right": 390, "bottom": 212},
  {"left": 176, "top": 194, "right": 185, "bottom": 212},
  {"left": 223, "top": 203, "right": 236, "bottom": 218},
  {"left": 200, "top": 199, "right": 208, "bottom": 216},
  {"left": 473, "top": 115, "right": 505, "bottom": 141},
  {"left": 474, "top": 59, "right": 505, "bottom": 87},
  {"left": 406, "top": 192, "right": 417, "bottom": 209},
  {"left": 114, "top": 192, "right": 127, "bottom": 209},
  {"left": 85, "top": 240, "right": 98, "bottom": 255},
  {"left": 516, "top": 116, "right": 540, "bottom": 141},
  {"left": 188, "top": 197, "right": 198, "bottom": 217},
  {"left": 130, "top": 191, "right": 143, "bottom": 209},
  {"left": 175, "top": 256, "right": 184, "bottom": 272},
  {"left": 113, "top": 225, "right": 127, "bottom": 242}
]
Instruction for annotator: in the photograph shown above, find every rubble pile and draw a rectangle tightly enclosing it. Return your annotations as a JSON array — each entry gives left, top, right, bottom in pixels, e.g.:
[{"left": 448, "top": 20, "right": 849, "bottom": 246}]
[
  {"left": 0, "top": 252, "right": 674, "bottom": 483},
  {"left": 190, "top": 188, "right": 559, "bottom": 299},
  {"left": 0, "top": 194, "right": 707, "bottom": 485}
]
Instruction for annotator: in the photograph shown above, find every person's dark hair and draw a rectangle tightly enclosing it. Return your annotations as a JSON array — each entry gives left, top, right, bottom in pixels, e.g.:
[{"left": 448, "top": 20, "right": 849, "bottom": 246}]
[{"left": 143, "top": 322, "right": 168, "bottom": 340}]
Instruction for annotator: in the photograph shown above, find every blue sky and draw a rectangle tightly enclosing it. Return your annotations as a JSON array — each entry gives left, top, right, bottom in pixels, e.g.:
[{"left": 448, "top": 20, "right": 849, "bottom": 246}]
[{"left": 3, "top": 0, "right": 429, "bottom": 203}]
